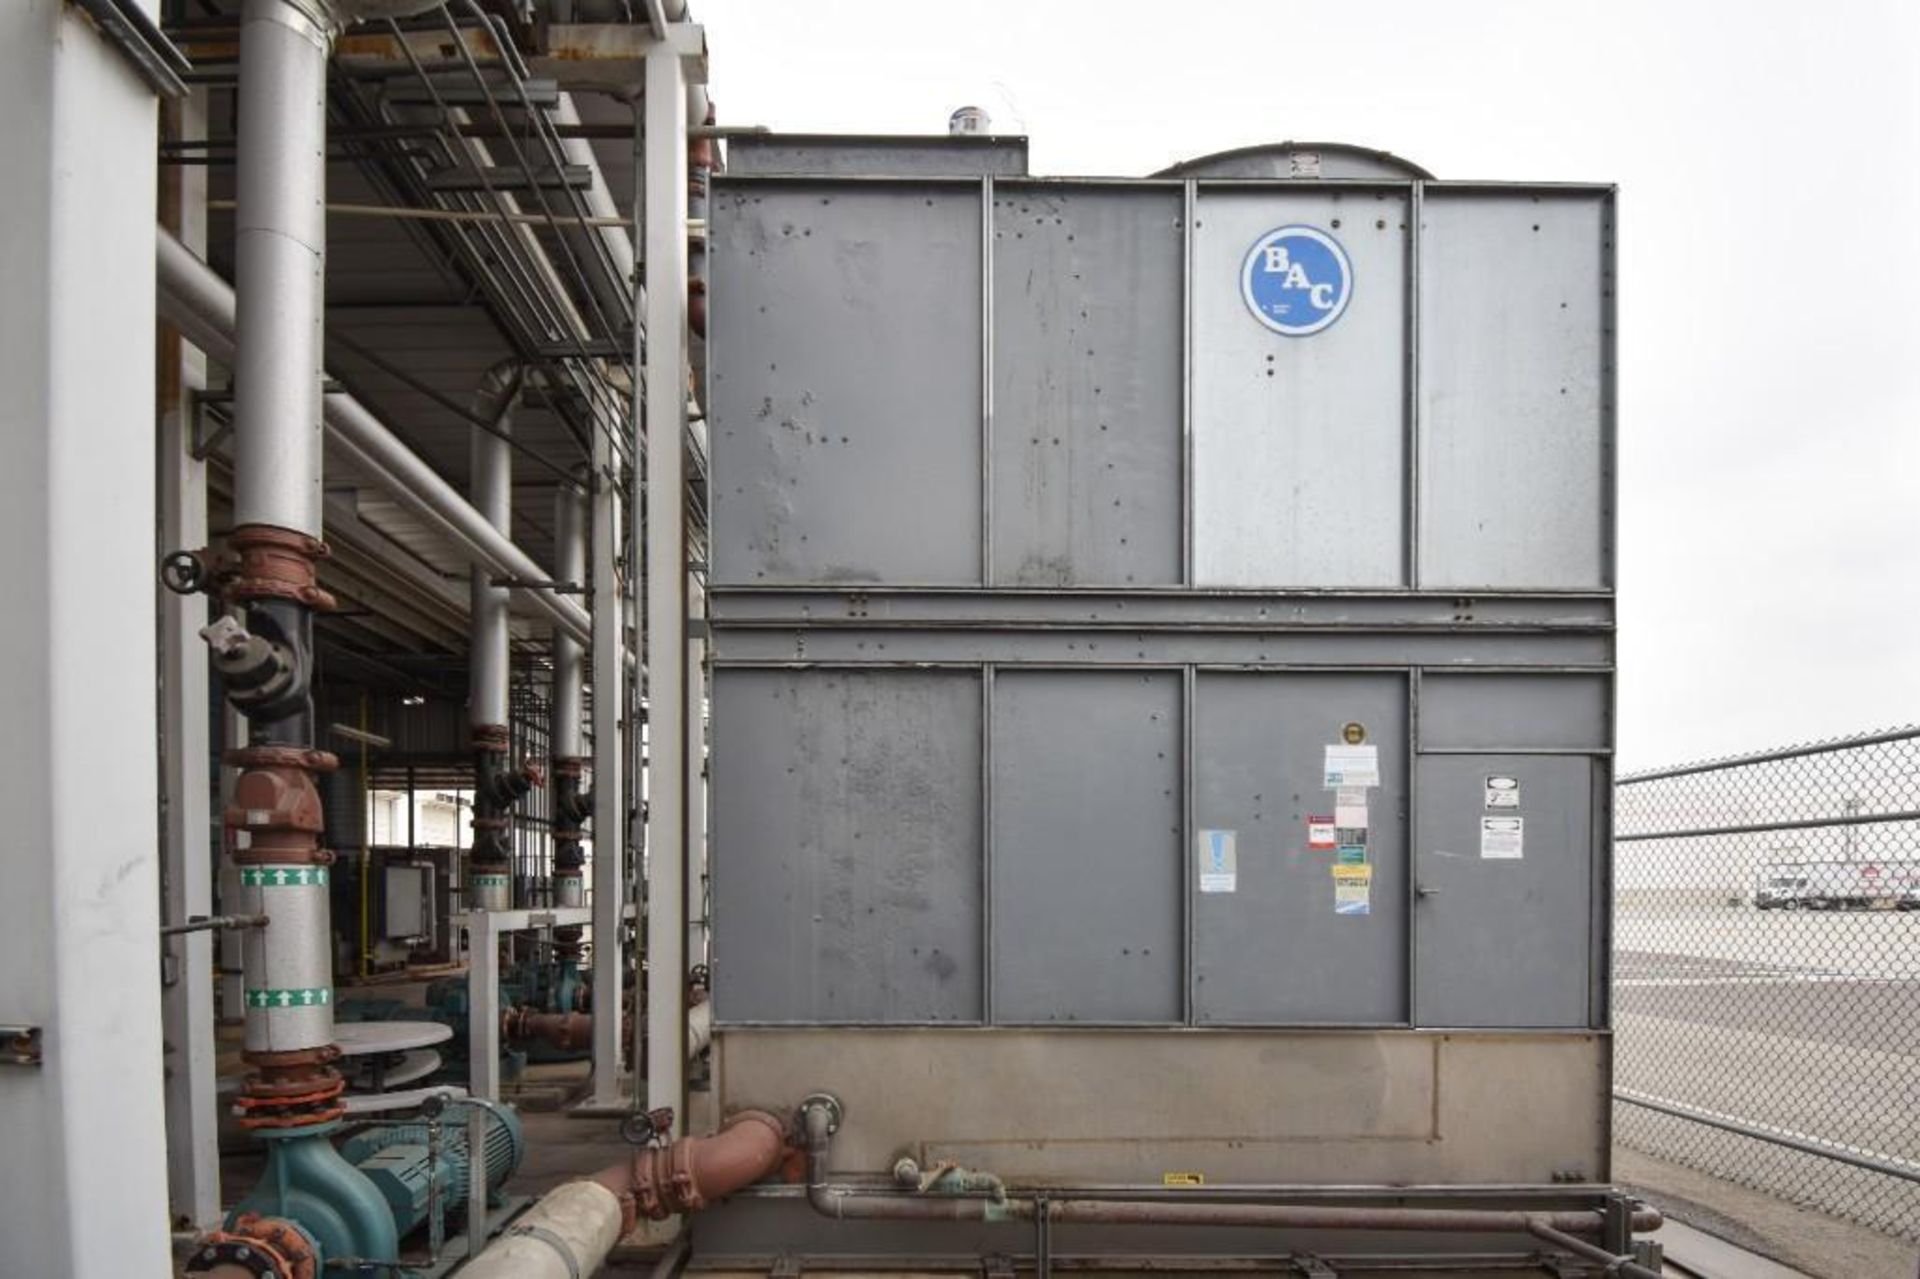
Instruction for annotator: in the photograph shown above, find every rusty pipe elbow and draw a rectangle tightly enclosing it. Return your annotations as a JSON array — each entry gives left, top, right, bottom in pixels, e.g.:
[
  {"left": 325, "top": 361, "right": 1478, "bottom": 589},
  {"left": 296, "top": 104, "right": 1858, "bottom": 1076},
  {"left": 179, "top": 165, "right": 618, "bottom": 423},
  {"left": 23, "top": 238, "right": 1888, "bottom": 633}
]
[{"left": 593, "top": 1108, "right": 794, "bottom": 1226}]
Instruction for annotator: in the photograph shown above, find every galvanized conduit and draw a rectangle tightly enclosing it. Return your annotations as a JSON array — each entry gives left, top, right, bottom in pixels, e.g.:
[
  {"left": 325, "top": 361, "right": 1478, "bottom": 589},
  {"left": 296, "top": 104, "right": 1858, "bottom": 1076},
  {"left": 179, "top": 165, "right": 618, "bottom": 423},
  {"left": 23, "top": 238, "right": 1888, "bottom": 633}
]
[
  {"left": 154, "top": 226, "right": 595, "bottom": 648},
  {"left": 801, "top": 1102, "right": 1660, "bottom": 1240}
]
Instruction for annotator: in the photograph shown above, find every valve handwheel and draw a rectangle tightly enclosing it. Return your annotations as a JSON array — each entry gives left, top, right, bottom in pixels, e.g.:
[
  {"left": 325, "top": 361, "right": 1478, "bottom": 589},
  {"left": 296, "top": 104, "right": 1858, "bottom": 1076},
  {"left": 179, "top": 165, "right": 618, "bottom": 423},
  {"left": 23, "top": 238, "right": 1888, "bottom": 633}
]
[{"left": 162, "top": 549, "right": 207, "bottom": 595}]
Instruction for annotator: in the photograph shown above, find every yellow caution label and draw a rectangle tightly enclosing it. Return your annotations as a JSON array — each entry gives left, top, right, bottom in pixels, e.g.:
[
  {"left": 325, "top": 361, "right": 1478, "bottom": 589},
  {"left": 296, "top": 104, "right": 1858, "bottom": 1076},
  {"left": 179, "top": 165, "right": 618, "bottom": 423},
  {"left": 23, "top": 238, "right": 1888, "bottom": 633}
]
[{"left": 1162, "top": 1171, "right": 1205, "bottom": 1186}]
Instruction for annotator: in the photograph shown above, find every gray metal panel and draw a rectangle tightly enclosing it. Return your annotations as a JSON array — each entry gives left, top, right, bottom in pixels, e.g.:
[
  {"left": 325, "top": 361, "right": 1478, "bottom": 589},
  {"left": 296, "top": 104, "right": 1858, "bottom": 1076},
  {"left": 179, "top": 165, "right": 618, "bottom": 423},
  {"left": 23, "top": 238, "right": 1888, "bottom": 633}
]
[
  {"left": 1194, "top": 673, "right": 1408, "bottom": 1023},
  {"left": 710, "top": 669, "right": 983, "bottom": 1022},
  {"left": 991, "top": 186, "right": 1183, "bottom": 586},
  {"left": 709, "top": 182, "right": 983, "bottom": 585},
  {"left": 726, "top": 135, "right": 1029, "bottom": 177},
  {"left": 991, "top": 671, "right": 1182, "bottom": 1022},
  {"left": 1193, "top": 188, "right": 1409, "bottom": 586},
  {"left": 1412, "top": 754, "right": 1594, "bottom": 1027},
  {"left": 1419, "top": 189, "right": 1611, "bottom": 588},
  {"left": 1420, "top": 673, "right": 1610, "bottom": 750}
]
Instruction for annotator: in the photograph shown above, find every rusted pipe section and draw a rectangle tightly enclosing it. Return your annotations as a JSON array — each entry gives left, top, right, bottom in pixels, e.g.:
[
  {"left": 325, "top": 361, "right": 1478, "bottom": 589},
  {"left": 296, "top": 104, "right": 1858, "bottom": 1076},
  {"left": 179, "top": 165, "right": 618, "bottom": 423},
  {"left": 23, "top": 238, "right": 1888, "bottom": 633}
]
[
  {"left": 1526, "top": 1218, "right": 1665, "bottom": 1279},
  {"left": 799, "top": 1098, "right": 1659, "bottom": 1236},
  {"left": 503, "top": 1006, "right": 593, "bottom": 1054},
  {"left": 594, "top": 1108, "right": 792, "bottom": 1224}
]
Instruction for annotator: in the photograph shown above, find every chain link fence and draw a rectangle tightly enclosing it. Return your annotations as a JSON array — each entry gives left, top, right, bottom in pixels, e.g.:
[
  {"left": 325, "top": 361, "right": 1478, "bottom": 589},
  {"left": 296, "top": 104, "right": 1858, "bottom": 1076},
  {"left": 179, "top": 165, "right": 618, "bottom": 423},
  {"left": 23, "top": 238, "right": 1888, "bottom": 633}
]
[{"left": 1613, "top": 726, "right": 1920, "bottom": 1239}]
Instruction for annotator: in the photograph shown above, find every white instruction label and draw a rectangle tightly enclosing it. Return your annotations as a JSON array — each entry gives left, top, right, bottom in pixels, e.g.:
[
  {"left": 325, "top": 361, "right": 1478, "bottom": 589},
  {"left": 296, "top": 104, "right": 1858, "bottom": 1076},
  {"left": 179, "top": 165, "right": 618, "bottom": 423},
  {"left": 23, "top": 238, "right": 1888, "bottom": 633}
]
[
  {"left": 1336, "top": 786, "right": 1369, "bottom": 808},
  {"left": 1485, "top": 775, "right": 1520, "bottom": 809},
  {"left": 1198, "top": 828, "right": 1238, "bottom": 893},
  {"left": 1480, "top": 816, "right": 1524, "bottom": 859},
  {"left": 1324, "top": 744, "right": 1380, "bottom": 788},
  {"left": 1334, "top": 802, "right": 1369, "bottom": 830}
]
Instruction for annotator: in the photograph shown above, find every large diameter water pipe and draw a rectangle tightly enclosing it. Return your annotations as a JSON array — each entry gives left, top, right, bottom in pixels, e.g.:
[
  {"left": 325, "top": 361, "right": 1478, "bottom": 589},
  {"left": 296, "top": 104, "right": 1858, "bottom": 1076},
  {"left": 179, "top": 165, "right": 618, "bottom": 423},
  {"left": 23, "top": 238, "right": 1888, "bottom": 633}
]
[
  {"left": 219, "top": 0, "right": 344, "bottom": 1138},
  {"left": 457, "top": 1109, "right": 792, "bottom": 1279},
  {"left": 154, "top": 227, "right": 596, "bottom": 648},
  {"left": 467, "top": 366, "right": 537, "bottom": 912}
]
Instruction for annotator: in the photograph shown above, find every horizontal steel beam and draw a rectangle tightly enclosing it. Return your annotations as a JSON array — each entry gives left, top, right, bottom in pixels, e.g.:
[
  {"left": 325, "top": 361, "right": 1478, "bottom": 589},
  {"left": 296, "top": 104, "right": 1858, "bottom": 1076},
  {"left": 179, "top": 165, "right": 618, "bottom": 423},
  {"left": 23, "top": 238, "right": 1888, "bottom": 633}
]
[{"left": 154, "top": 226, "right": 592, "bottom": 647}]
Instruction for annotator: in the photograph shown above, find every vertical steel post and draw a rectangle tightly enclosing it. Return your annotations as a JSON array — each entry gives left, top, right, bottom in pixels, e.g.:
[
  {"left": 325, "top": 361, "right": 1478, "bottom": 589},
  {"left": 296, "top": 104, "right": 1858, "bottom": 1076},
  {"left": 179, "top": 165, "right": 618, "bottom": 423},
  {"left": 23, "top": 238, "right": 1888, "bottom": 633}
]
[
  {"left": 642, "top": 30, "right": 692, "bottom": 1133},
  {"left": 588, "top": 377, "right": 627, "bottom": 1104},
  {"left": 686, "top": 571, "right": 709, "bottom": 974},
  {"left": 159, "top": 83, "right": 220, "bottom": 1232},
  {"left": 0, "top": 2, "right": 169, "bottom": 1270}
]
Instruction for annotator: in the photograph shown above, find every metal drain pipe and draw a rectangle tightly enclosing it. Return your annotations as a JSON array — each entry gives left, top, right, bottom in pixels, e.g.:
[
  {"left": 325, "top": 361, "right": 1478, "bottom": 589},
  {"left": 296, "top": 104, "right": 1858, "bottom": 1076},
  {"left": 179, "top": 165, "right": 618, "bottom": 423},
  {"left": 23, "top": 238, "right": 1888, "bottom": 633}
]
[
  {"left": 468, "top": 365, "right": 538, "bottom": 912},
  {"left": 799, "top": 1099, "right": 1660, "bottom": 1237}
]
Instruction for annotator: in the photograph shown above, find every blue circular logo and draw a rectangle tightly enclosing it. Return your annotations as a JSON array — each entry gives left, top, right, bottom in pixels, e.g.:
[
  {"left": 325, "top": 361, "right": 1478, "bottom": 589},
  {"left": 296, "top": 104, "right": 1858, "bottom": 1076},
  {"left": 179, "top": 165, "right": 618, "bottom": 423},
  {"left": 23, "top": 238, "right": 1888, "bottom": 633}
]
[{"left": 1240, "top": 225, "right": 1353, "bottom": 336}]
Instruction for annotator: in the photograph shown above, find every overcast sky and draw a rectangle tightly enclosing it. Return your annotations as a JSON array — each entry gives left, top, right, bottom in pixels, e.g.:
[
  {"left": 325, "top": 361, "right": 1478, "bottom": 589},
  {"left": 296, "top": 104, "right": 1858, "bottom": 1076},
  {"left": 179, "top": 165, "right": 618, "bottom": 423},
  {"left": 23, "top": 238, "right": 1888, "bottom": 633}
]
[{"left": 694, "top": 0, "right": 1920, "bottom": 770}]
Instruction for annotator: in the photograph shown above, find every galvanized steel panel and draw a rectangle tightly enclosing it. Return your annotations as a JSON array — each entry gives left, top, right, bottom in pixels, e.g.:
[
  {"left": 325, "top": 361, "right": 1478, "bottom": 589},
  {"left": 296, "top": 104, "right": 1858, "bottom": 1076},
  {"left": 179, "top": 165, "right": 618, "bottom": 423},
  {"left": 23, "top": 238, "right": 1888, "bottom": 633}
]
[
  {"left": 1420, "top": 672, "right": 1610, "bottom": 750},
  {"left": 710, "top": 669, "right": 983, "bottom": 1022},
  {"left": 1194, "top": 673, "right": 1408, "bottom": 1023},
  {"left": 1192, "top": 188, "right": 1409, "bottom": 586},
  {"left": 1419, "top": 189, "right": 1612, "bottom": 588},
  {"left": 990, "top": 671, "right": 1182, "bottom": 1022},
  {"left": 727, "top": 134, "right": 1029, "bottom": 177},
  {"left": 709, "top": 183, "right": 983, "bottom": 585},
  {"left": 1413, "top": 754, "right": 1595, "bottom": 1027},
  {"left": 991, "top": 186, "right": 1183, "bottom": 585}
]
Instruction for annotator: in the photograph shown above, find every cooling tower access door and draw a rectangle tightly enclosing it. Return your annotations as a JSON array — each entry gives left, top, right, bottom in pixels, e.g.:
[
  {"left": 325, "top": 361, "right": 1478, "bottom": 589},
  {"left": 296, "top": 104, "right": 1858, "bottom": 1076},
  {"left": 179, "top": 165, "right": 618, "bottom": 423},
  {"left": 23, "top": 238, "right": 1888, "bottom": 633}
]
[{"left": 1411, "top": 753, "right": 1597, "bottom": 1027}]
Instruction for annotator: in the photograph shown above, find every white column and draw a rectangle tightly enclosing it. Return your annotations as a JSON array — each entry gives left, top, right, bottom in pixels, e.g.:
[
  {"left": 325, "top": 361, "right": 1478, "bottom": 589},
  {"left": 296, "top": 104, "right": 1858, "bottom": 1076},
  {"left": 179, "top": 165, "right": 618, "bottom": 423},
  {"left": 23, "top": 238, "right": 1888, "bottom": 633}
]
[
  {"left": 643, "top": 30, "right": 693, "bottom": 1134},
  {"left": 159, "top": 84, "right": 221, "bottom": 1233},
  {"left": 686, "top": 571, "right": 709, "bottom": 973},
  {"left": 587, "top": 394, "right": 626, "bottom": 1104},
  {"left": 0, "top": 1, "right": 169, "bottom": 1273}
]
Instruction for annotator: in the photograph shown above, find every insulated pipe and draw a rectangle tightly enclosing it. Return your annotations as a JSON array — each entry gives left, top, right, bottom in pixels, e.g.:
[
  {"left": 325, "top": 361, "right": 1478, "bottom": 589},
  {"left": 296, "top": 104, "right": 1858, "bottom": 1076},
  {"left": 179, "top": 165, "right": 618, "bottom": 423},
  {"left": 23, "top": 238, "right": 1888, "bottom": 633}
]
[
  {"left": 468, "top": 365, "right": 515, "bottom": 733},
  {"left": 799, "top": 1102, "right": 1660, "bottom": 1236},
  {"left": 222, "top": 0, "right": 344, "bottom": 1138},
  {"left": 451, "top": 1180, "right": 624, "bottom": 1279},
  {"left": 468, "top": 365, "right": 521, "bottom": 913},
  {"left": 232, "top": 0, "right": 328, "bottom": 536},
  {"left": 550, "top": 478, "right": 589, "bottom": 913},
  {"left": 551, "top": 480, "right": 588, "bottom": 760},
  {"left": 154, "top": 228, "right": 596, "bottom": 647},
  {"left": 457, "top": 1109, "right": 792, "bottom": 1278}
]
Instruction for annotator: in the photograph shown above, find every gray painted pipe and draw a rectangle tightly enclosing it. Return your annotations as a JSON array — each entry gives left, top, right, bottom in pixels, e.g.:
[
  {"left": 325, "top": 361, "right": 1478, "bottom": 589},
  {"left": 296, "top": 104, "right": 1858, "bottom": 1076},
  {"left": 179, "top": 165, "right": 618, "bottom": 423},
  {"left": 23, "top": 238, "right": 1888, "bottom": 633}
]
[
  {"left": 468, "top": 366, "right": 516, "bottom": 729},
  {"left": 154, "top": 227, "right": 595, "bottom": 647},
  {"left": 233, "top": 0, "right": 329, "bottom": 536}
]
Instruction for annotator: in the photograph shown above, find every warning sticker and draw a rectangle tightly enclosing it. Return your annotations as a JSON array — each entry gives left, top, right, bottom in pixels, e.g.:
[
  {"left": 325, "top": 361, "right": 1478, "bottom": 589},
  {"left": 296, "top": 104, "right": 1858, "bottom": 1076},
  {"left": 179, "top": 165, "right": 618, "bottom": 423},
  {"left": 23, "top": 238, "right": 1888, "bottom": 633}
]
[
  {"left": 1307, "top": 816, "right": 1336, "bottom": 849},
  {"left": 1333, "top": 863, "right": 1372, "bottom": 915},
  {"left": 1334, "top": 826, "right": 1368, "bottom": 848},
  {"left": 1198, "top": 829, "right": 1238, "bottom": 892},
  {"left": 1163, "top": 1172, "right": 1206, "bottom": 1186},
  {"left": 1324, "top": 744, "right": 1380, "bottom": 788},
  {"left": 1336, "top": 845, "right": 1368, "bottom": 865},
  {"left": 1485, "top": 775, "right": 1521, "bottom": 809},
  {"left": 1480, "top": 816, "right": 1524, "bottom": 859}
]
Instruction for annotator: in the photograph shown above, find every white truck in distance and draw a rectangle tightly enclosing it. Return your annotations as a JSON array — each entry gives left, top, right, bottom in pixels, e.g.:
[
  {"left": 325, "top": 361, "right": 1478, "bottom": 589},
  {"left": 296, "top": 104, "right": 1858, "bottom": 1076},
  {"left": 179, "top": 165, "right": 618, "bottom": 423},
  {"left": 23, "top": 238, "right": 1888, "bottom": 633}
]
[{"left": 1754, "top": 860, "right": 1920, "bottom": 910}]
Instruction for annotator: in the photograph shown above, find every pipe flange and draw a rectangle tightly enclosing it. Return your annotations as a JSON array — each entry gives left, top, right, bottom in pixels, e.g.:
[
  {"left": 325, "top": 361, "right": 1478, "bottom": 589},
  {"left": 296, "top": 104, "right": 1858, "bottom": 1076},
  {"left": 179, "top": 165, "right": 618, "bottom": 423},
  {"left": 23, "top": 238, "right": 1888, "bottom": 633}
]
[
  {"left": 224, "top": 746, "right": 341, "bottom": 773},
  {"left": 187, "top": 1212, "right": 317, "bottom": 1279},
  {"left": 799, "top": 1092, "right": 843, "bottom": 1134}
]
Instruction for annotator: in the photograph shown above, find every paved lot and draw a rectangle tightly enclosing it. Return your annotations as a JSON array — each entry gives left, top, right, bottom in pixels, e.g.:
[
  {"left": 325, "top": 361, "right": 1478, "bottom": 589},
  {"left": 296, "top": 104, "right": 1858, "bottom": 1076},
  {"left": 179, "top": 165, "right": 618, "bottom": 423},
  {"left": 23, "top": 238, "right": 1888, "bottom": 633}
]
[{"left": 1613, "top": 906, "right": 1920, "bottom": 1246}]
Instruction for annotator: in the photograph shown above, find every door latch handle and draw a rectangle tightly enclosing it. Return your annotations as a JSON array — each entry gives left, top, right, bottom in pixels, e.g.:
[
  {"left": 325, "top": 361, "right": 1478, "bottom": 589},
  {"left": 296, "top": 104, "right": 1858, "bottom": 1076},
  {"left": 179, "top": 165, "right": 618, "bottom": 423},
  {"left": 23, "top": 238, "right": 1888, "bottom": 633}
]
[{"left": 1415, "top": 884, "right": 1439, "bottom": 899}]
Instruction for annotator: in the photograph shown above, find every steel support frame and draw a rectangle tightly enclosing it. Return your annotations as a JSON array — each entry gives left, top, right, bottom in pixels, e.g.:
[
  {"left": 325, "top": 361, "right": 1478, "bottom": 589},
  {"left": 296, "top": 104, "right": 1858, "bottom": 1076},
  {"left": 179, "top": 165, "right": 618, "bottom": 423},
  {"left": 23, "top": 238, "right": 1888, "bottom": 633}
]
[
  {"left": 462, "top": 906, "right": 593, "bottom": 1102},
  {"left": 0, "top": 1, "right": 170, "bottom": 1271},
  {"left": 159, "top": 82, "right": 221, "bottom": 1233},
  {"left": 587, "top": 367, "right": 627, "bottom": 1104},
  {"left": 642, "top": 23, "right": 700, "bottom": 1137}
]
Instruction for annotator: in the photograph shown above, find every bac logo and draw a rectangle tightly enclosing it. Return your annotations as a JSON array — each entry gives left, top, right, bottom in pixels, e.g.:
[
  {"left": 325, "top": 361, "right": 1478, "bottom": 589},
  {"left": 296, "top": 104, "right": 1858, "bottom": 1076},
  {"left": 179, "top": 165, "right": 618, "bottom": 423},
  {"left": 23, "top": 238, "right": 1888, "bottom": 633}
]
[{"left": 1240, "top": 225, "right": 1353, "bottom": 337}]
